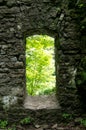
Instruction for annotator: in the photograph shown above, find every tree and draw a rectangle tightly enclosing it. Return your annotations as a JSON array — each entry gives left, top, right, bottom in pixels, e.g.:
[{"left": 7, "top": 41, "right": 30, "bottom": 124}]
[{"left": 26, "top": 35, "right": 55, "bottom": 95}]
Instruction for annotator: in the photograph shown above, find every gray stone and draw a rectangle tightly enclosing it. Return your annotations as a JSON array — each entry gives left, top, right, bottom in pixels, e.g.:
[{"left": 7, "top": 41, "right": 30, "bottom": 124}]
[
  {"left": 7, "top": 0, "right": 17, "bottom": 7},
  {"left": 1, "top": 49, "right": 6, "bottom": 54},
  {"left": 59, "top": 13, "right": 64, "bottom": 21},
  {"left": 0, "top": 0, "right": 3, "bottom": 3},
  {"left": 0, "top": 0, "right": 85, "bottom": 124},
  {"left": 10, "top": 57, "right": 17, "bottom": 62}
]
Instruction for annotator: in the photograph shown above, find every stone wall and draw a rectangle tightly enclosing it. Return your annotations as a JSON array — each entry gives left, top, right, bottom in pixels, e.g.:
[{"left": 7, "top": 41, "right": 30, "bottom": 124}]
[{"left": 0, "top": 0, "right": 86, "bottom": 123}]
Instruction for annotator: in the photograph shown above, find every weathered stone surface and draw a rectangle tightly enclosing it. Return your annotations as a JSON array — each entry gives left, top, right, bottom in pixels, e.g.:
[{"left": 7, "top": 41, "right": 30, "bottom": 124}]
[{"left": 0, "top": 0, "right": 86, "bottom": 124}]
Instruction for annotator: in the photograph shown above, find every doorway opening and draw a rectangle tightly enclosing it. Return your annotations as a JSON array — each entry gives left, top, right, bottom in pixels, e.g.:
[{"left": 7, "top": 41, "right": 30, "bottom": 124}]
[
  {"left": 24, "top": 35, "right": 59, "bottom": 109},
  {"left": 26, "top": 35, "right": 56, "bottom": 96}
]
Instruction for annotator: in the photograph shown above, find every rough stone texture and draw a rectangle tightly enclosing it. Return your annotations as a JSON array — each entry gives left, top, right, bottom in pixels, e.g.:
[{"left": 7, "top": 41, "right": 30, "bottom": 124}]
[
  {"left": 0, "top": 0, "right": 86, "bottom": 123},
  {"left": 24, "top": 94, "right": 60, "bottom": 110}
]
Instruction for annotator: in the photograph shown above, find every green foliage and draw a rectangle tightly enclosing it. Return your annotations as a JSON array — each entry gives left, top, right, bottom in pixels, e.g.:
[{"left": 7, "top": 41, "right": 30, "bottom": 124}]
[
  {"left": 77, "top": 79, "right": 82, "bottom": 85},
  {"left": 77, "top": 71, "right": 86, "bottom": 85},
  {"left": 76, "top": 57, "right": 86, "bottom": 86},
  {"left": 81, "top": 71, "right": 86, "bottom": 81},
  {"left": 78, "top": 3, "right": 84, "bottom": 8},
  {"left": 62, "top": 113, "right": 73, "bottom": 120},
  {"left": 80, "top": 119, "right": 86, "bottom": 127},
  {"left": 20, "top": 117, "right": 31, "bottom": 125},
  {"left": 26, "top": 35, "right": 55, "bottom": 95},
  {"left": 76, "top": 118, "right": 86, "bottom": 127},
  {"left": 8, "top": 129, "right": 13, "bottom": 130},
  {"left": 76, "top": 0, "right": 86, "bottom": 33},
  {"left": 38, "top": 87, "right": 55, "bottom": 95},
  {"left": 69, "top": 0, "right": 86, "bottom": 44},
  {"left": 7, "top": 127, "right": 16, "bottom": 130},
  {"left": 0, "top": 120, "right": 8, "bottom": 129}
]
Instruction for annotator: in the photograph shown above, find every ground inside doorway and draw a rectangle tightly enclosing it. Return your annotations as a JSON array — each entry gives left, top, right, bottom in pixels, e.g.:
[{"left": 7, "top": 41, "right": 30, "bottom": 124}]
[{"left": 24, "top": 94, "right": 60, "bottom": 110}]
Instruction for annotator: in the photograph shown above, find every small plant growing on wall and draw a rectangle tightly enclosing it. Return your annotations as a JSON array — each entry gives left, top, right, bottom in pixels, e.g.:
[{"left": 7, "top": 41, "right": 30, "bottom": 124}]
[
  {"left": 62, "top": 113, "right": 73, "bottom": 123},
  {"left": 80, "top": 118, "right": 86, "bottom": 127},
  {"left": 0, "top": 120, "right": 8, "bottom": 129},
  {"left": 20, "top": 117, "right": 31, "bottom": 125}
]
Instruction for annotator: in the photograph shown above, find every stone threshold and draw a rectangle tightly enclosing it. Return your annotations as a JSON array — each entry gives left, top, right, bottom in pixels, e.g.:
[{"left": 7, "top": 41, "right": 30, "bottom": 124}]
[{"left": 24, "top": 94, "right": 61, "bottom": 110}]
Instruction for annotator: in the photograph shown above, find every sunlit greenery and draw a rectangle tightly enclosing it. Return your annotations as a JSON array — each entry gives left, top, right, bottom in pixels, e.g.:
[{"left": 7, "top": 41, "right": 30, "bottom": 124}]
[{"left": 26, "top": 35, "right": 55, "bottom": 95}]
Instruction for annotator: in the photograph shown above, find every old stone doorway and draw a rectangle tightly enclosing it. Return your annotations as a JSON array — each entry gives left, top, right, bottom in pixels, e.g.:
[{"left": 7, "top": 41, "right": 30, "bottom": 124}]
[{"left": 24, "top": 35, "right": 60, "bottom": 110}]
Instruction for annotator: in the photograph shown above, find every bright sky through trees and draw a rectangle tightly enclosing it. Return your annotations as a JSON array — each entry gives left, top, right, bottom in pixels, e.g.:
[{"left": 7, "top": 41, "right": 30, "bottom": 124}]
[{"left": 26, "top": 35, "right": 55, "bottom": 95}]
